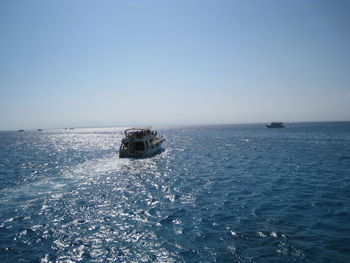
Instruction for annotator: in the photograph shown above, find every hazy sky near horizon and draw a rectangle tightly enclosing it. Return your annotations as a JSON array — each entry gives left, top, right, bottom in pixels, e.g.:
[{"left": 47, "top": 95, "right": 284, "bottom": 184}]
[{"left": 1, "top": 0, "right": 349, "bottom": 130}]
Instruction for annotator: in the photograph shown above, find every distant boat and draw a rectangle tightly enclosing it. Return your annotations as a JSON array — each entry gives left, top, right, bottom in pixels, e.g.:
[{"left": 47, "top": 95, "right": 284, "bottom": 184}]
[
  {"left": 18, "top": 129, "right": 24, "bottom": 132},
  {"left": 266, "top": 122, "right": 285, "bottom": 128},
  {"left": 119, "top": 127, "right": 165, "bottom": 158},
  {"left": 37, "top": 129, "right": 43, "bottom": 131}
]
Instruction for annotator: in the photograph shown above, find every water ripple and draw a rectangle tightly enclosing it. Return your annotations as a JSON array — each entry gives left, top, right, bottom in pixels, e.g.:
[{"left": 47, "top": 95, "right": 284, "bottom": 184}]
[{"left": 1, "top": 124, "right": 350, "bottom": 262}]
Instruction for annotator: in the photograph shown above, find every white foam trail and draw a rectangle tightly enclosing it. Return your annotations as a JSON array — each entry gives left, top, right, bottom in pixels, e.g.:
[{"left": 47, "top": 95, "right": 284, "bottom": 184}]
[{"left": 0, "top": 154, "right": 129, "bottom": 205}]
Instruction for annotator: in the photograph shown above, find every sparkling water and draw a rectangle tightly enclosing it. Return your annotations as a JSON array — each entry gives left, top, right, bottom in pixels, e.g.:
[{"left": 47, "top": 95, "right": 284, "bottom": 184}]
[{"left": 1, "top": 122, "right": 349, "bottom": 262}]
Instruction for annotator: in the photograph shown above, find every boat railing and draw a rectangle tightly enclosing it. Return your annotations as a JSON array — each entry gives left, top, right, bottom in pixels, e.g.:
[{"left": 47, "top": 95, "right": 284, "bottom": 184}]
[{"left": 124, "top": 128, "right": 153, "bottom": 139}]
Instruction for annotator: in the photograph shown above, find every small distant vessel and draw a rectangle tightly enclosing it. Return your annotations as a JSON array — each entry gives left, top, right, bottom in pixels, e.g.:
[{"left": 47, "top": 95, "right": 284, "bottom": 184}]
[
  {"left": 18, "top": 129, "right": 24, "bottom": 132},
  {"left": 37, "top": 129, "right": 43, "bottom": 131},
  {"left": 266, "top": 122, "right": 285, "bottom": 128},
  {"left": 119, "top": 127, "right": 165, "bottom": 158}
]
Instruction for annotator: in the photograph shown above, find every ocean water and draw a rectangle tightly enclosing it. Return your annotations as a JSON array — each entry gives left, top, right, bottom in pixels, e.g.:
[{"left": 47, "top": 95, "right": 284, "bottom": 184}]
[{"left": 0, "top": 122, "right": 350, "bottom": 263}]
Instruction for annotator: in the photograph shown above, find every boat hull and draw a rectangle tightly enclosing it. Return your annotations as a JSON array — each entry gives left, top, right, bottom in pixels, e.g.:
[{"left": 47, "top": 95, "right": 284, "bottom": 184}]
[
  {"left": 119, "top": 143, "right": 164, "bottom": 158},
  {"left": 266, "top": 122, "right": 285, "bottom": 128}
]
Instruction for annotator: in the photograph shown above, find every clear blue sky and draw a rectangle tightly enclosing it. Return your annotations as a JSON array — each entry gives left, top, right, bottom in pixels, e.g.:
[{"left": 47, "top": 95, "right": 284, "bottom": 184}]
[{"left": 1, "top": 0, "right": 349, "bottom": 130}]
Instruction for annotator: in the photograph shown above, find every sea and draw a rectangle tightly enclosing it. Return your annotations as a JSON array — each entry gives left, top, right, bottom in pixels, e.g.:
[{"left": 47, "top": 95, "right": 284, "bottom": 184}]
[{"left": 0, "top": 122, "right": 349, "bottom": 263}]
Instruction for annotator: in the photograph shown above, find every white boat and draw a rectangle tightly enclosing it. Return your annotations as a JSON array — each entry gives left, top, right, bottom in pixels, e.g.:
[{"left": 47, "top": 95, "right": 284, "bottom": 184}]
[
  {"left": 266, "top": 122, "right": 285, "bottom": 128},
  {"left": 119, "top": 127, "right": 165, "bottom": 158}
]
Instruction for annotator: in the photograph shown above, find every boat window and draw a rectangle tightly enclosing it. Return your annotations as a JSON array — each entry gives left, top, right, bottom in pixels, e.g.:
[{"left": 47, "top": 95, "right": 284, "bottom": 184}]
[
  {"left": 135, "top": 142, "right": 145, "bottom": 151},
  {"left": 122, "top": 142, "right": 128, "bottom": 150}
]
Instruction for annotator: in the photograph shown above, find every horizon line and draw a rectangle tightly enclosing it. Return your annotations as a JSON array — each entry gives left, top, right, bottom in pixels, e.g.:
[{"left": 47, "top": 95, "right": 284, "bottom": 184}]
[{"left": 1, "top": 120, "right": 350, "bottom": 132}]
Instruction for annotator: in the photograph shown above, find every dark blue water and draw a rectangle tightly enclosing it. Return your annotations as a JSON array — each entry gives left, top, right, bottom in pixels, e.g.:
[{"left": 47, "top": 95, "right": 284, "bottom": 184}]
[{"left": 1, "top": 123, "right": 350, "bottom": 263}]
